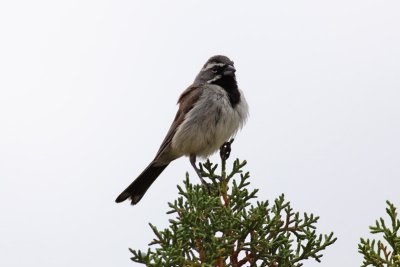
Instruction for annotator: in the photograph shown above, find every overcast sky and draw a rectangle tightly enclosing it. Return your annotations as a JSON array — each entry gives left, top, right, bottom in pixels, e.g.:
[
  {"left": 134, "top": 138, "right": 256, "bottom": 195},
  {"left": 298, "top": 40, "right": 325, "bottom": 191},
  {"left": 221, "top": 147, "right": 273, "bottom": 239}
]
[{"left": 1, "top": 1, "right": 399, "bottom": 266}]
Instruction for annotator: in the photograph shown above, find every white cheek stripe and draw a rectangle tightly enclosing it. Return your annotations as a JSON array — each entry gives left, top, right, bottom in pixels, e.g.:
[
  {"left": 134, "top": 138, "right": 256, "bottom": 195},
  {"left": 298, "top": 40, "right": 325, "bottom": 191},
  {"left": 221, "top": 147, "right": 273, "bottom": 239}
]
[
  {"left": 202, "top": 62, "right": 224, "bottom": 71},
  {"left": 206, "top": 75, "right": 222, "bottom": 83}
]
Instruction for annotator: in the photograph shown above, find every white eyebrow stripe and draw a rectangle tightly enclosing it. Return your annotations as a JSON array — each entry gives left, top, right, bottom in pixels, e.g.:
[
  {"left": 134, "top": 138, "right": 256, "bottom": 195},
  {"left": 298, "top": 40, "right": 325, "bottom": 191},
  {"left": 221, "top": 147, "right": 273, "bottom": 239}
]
[{"left": 202, "top": 62, "right": 224, "bottom": 71}]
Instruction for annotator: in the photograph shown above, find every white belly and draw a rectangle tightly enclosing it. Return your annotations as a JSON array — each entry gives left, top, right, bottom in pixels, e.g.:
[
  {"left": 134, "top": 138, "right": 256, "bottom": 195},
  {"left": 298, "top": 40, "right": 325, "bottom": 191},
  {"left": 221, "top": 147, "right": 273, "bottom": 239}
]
[{"left": 171, "top": 85, "right": 248, "bottom": 158}]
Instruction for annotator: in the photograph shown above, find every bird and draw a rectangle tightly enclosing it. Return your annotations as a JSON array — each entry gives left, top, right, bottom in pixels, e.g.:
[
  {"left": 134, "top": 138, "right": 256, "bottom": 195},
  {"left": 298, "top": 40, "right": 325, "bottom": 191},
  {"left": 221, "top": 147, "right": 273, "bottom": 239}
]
[{"left": 115, "top": 55, "right": 248, "bottom": 205}]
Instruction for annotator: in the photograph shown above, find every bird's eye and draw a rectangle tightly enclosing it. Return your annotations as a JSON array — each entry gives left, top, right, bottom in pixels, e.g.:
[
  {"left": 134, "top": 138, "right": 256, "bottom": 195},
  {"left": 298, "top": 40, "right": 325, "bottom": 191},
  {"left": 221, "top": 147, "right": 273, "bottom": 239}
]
[{"left": 212, "top": 67, "right": 219, "bottom": 73}]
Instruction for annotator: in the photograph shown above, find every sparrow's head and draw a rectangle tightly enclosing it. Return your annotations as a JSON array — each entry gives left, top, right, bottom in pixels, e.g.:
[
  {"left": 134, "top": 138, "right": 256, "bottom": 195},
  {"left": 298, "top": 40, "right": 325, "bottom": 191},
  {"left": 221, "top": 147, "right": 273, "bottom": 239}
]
[{"left": 194, "top": 55, "right": 237, "bottom": 86}]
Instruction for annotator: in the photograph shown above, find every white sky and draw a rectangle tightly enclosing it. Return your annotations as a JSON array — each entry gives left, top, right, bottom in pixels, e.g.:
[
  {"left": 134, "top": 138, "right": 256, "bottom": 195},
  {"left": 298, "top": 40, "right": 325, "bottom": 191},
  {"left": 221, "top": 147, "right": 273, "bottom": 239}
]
[{"left": 1, "top": 1, "right": 399, "bottom": 266}]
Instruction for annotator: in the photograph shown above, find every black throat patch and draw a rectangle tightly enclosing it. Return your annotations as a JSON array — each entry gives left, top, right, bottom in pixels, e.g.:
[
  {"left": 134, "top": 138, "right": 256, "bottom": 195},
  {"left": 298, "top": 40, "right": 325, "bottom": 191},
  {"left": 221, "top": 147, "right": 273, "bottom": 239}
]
[{"left": 212, "top": 76, "right": 241, "bottom": 108}]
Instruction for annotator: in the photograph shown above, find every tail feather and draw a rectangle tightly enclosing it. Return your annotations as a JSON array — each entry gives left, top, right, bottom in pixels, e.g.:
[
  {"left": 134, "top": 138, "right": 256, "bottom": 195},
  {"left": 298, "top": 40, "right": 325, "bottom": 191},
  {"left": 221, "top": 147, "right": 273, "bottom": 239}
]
[{"left": 115, "top": 162, "right": 169, "bottom": 205}]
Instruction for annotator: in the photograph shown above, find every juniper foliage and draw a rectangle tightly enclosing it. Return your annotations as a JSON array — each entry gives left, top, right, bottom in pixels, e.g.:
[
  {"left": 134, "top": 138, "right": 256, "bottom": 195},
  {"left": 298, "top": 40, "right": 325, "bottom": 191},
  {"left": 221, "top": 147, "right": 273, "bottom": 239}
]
[
  {"left": 130, "top": 146, "right": 336, "bottom": 266},
  {"left": 359, "top": 201, "right": 400, "bottom": 267}
]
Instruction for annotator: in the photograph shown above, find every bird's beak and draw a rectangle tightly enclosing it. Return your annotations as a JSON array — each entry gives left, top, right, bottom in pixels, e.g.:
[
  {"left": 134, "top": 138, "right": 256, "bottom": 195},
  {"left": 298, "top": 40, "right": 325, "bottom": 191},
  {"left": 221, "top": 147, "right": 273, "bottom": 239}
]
[{"left": 223, "top": 65, "right": 236, "bottom": 76}]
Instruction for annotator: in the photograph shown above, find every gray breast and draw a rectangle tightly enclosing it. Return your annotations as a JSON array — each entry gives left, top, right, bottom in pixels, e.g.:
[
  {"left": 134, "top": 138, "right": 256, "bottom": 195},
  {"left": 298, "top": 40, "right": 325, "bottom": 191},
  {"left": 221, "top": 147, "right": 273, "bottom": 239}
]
[{"left": 171, "top": 85, "right": 248, "bottom": 157}]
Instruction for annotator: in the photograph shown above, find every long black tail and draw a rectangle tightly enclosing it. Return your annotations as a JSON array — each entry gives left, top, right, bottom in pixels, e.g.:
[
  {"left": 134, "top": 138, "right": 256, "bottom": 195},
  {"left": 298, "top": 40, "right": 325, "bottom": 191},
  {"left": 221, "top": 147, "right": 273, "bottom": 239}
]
[{"left": 115, "top": 162, "right": 169, "bottom": 205}]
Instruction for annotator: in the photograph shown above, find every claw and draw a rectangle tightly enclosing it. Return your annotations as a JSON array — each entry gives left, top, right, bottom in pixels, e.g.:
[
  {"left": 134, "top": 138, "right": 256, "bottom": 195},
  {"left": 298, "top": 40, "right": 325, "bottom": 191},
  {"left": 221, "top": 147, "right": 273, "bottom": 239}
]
[{"left": 220, "top": 138, "right": 234, "bottom": 160}]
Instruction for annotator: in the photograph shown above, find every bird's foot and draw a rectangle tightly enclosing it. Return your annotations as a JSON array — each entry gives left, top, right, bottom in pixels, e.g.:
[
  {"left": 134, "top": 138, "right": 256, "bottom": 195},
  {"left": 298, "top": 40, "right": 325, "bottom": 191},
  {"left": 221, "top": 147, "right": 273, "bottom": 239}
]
[
  {"left": 220, "top": 138, "right": 234, "bottom": 161},
  {"left": 193, "top": 167, "right": 212, "bottom": 193}
]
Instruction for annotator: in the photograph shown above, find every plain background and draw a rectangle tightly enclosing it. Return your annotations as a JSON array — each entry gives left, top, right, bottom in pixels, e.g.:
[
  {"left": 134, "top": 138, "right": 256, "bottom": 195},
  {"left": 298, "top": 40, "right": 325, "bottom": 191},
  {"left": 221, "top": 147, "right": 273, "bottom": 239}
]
[{"left": 1, "top": 1, "right": 399, "bottom": 266}]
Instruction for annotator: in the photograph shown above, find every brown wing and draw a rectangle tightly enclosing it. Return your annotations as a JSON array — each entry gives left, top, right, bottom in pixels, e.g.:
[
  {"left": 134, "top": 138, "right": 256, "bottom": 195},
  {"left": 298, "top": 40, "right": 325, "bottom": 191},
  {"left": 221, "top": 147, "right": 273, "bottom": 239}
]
[{"left": 154, "top": 85, "right": 204, "bottom": 160}]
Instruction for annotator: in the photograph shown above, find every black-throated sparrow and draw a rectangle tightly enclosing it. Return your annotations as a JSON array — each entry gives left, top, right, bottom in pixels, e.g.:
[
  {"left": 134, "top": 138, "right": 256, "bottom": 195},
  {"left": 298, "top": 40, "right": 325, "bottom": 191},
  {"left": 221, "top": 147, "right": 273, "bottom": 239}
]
[{"left": 115, "top": 55, "right": 248, "bottom": 205}]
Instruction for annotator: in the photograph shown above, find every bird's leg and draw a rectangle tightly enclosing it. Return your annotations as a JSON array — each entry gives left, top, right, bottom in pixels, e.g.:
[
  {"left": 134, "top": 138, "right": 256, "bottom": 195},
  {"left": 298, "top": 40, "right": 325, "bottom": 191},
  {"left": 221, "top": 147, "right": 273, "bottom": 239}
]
[
  {"left": 189, "top": 154, "right": 209, "bottom": 186},
  {"left": 219, "top": 138, "right": 234, "bottom": 182},
  {"left": 220, "top": 138, "right": 234, "bottom": 161}
]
